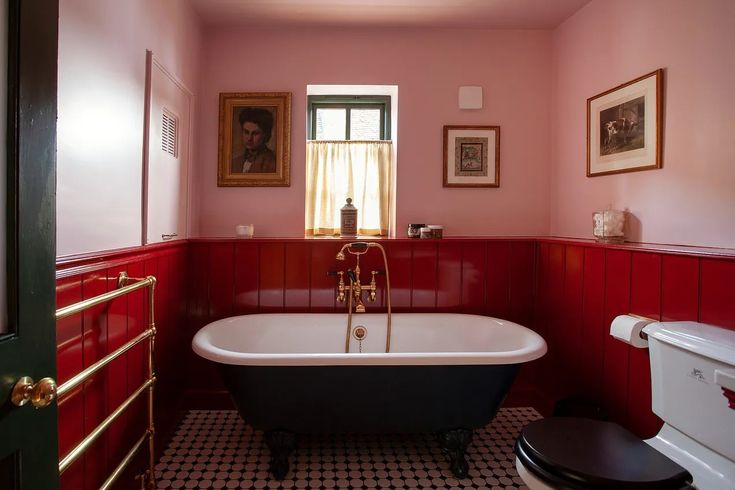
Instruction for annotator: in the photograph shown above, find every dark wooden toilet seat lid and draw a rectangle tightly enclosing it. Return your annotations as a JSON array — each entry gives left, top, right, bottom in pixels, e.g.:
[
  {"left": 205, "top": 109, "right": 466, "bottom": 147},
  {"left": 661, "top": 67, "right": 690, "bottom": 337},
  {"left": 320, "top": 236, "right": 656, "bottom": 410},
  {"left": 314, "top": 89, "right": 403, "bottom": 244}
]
[{"left": 515, "top": 417, "right": 693, "bottom": 489}]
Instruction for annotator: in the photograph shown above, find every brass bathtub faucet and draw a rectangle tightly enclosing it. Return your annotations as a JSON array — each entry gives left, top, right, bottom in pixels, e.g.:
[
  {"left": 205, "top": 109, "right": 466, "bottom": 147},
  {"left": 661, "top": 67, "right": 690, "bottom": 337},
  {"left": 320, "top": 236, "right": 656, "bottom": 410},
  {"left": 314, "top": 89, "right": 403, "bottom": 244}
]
[
  {"left": 336, "top": 266, "right": 378, "bottom": 313},
  {"left": 334, "top": 242, "right": 393, "bottom": 353}
]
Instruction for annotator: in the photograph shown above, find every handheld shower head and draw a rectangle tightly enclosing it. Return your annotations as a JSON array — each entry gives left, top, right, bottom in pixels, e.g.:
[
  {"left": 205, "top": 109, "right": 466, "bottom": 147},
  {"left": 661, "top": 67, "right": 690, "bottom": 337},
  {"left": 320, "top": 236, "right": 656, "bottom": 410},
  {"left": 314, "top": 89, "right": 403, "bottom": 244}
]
[
  {"left": 336, "top": 243, "right": 349, "bottom": 260},
  {"left": 336, "top": 241, "right": 376, "bottom": 260}
]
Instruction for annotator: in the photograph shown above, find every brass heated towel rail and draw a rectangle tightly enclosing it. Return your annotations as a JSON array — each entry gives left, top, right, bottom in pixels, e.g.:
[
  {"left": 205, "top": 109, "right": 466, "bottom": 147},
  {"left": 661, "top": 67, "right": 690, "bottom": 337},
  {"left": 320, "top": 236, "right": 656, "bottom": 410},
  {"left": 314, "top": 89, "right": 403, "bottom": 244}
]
[{"left": 56, "top": 272, "right": 157, "bottom": 490}]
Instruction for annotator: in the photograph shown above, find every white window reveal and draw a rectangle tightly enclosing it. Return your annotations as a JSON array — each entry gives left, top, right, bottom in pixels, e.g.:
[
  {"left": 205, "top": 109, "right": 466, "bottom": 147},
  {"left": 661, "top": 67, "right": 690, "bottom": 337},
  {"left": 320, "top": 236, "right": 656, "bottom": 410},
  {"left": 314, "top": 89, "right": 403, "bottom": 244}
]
[{"left": 305, "top": 85, "right": 397, "bottom": 237}]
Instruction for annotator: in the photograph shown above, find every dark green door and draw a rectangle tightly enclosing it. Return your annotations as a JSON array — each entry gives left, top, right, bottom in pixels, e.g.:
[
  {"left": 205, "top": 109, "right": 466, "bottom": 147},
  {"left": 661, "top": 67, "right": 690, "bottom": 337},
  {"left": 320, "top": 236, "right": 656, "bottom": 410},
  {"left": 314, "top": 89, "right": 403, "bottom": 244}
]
[{"left": 0, "top": 1, "right": 59, "bottom": 489}]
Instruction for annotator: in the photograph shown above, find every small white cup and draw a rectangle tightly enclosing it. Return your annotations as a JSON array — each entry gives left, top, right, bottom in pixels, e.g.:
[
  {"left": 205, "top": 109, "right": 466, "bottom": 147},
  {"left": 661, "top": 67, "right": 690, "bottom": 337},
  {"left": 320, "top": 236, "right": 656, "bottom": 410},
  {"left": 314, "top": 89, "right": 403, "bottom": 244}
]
[{"left": 235, "top": 224, "right": 254, "bottom": 238}]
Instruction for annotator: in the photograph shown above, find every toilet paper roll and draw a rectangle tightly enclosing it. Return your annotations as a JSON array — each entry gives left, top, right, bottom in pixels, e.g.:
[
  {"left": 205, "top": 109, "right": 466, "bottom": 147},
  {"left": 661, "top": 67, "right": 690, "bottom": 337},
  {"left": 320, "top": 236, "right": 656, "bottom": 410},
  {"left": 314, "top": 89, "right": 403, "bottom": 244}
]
[{"left": 610, "top": 314, "right": 651, "bottom": 348}]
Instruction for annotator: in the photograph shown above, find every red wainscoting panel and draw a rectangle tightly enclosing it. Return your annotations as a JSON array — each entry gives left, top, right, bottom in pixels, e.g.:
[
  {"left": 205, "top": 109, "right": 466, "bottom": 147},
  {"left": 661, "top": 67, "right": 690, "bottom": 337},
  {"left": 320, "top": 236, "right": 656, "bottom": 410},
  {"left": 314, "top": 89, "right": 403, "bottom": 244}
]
[
  {"left": 535, "top": 243, "right": 558, "bottom": 392},
  {"left": 411, "top": 242, "right": 438, "bottom": 311},
  {"left": 233, "top": 242, "right": 260, "bottom": 315},
  {"left": 81, "top": 270, "right": 109, "bottom": 490},
  {"left": 485, "top": 242, "right": 510, "bottom": 320},
  {"left": 508, "top": 241, "right": 535, "bottom": 328},
  {"left": 208, "top": 243, "right": 235, "bottom": 320},
  {"left": 56, "top": 276, "right": 84, "bottom": 490},
  {"left": 125, "top": 260, "right": 147, "bottom": 454},
  {"left": 436, "top": 242, "right": 462, "bottom": 311},
  {"left": 56, "top": 242, "right": 188, "bottom": 490},
  {"left": 602, "top": 250, "right": 632, "bottom": 426},
  {"left": 285, "top": 243, "right": 311, "bottom": 311},
  {"left": 559, "top": 246, "right": 584, "bottom": 401},
  {"left": 536, "top": 239, "right": 735, "bottom": 438},
  {"left": 384, "top": 242, "right": 412, "bottom": 310},
  {"left": 105, "top": 266, "right": 130, "bottom": 473},
  {"left": 700, "top": 258, "right": 735, "bottom": 331},
  {"left": 579, "top": 247, "right": 606, "bottom": 406},
  {"left": 310, "top": 241, "right": 339, "bottom": 312},
  {"left": 628, "top": 252, "right": 662, "bottom": 438},
  {"left": 259, "top": 243, "right": 286, "bottom": 313},
  {"left": 187, "top": 243, "right": 211, "bottom": 326},
  {"left": 661, "top": 254, "right": 699, "bottom": 322},
  {"left": 461, "top": 242, "right": 486, "bottom": 314}
]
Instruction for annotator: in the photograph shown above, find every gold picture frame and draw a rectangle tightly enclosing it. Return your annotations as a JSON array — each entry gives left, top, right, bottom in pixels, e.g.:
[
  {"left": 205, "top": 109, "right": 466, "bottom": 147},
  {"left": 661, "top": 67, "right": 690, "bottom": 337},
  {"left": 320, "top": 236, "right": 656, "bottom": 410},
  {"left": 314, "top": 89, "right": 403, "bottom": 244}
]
[
  {"left": 443, "top": 125, "right": 500, "bottom": 188},
  {"left": 218, "top": 92, "right": 291, "bottom": 186},
  {"left": 587, "top": 69, "right": 663, "bottom": 177}
]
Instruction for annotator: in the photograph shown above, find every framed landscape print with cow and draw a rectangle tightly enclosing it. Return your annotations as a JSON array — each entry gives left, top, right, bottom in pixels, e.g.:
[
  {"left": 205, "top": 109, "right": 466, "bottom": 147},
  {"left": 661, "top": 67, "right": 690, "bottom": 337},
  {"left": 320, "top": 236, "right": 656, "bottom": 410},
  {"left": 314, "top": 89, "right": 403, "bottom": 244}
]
[{"left": 587, "top": 69, "right": 663, "bottom": 177}]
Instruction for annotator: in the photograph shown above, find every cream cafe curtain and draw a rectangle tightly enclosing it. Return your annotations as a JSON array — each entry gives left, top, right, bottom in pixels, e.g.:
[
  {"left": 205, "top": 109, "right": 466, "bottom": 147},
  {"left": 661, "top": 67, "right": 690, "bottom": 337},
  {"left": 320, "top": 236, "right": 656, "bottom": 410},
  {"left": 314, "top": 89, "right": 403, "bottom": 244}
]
[{"left": 305, "top": 140, "right": 393, "bottom": 236}]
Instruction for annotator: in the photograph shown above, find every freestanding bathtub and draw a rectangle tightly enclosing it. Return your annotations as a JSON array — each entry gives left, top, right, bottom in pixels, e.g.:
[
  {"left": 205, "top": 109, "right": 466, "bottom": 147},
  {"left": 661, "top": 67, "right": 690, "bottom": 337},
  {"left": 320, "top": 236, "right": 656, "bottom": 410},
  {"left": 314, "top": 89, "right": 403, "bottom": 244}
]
[{"left": 192, "top": 313, "right": 546, "bottom": 479}]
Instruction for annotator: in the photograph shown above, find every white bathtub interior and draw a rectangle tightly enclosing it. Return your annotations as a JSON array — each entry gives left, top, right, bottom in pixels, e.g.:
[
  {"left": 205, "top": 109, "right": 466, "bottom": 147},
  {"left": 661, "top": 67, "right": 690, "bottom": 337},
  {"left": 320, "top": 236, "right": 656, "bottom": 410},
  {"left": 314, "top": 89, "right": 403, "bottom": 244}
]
[{"left": 193, "top": 313, "right": 547, "bottom": 366}]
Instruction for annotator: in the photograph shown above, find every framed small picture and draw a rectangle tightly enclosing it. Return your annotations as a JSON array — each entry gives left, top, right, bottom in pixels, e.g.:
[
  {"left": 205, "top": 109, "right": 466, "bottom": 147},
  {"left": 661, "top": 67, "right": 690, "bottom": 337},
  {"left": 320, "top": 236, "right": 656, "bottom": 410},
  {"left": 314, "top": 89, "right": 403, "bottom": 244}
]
[
  {"left": 443, "top": 125, "right": 500, "bottom": 188},
  {"left": 218, "top": 92, "right": 291, "bottom": 186},
  {"left": 587, "top": 69, "right": 663, "bottom": 177}
]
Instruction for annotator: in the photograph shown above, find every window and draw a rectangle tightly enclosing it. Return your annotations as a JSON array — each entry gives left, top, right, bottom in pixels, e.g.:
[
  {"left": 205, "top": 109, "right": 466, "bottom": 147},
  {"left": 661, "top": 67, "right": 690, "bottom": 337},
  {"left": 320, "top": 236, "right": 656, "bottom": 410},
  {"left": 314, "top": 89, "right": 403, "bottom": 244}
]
[
  {"left": 308, "top": 96, "right": 390, "bottom": 141},
  {"left": 305, "top": 89, "right": 396, "bottom": 237}
]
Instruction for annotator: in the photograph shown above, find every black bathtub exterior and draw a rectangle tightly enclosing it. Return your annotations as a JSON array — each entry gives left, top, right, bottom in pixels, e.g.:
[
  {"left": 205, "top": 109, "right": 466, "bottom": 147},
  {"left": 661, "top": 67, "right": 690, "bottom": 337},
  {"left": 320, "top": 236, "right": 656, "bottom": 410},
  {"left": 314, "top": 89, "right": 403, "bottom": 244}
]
[
  {"left": 219, "top": 363, "right": 520, "bottom": 478},
  {"left": 220, "top": 364, "right": 519, "bottom": 433}
]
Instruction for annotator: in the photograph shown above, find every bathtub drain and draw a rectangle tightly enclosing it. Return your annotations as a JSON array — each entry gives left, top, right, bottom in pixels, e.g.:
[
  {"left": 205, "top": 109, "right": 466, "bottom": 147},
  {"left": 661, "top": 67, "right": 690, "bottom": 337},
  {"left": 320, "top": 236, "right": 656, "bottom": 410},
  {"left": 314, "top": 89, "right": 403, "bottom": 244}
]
[{"left": 353, "top": 326, "right": 367, "bottom": 353}]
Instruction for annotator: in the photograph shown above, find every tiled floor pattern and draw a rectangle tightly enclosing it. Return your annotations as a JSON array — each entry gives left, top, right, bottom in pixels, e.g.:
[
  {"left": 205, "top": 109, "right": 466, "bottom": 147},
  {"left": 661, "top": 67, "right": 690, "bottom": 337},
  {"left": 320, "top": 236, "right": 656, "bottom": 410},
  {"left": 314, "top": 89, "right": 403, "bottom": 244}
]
[{"left": 155, "top": 407, "right": 541, "bottom": 489}]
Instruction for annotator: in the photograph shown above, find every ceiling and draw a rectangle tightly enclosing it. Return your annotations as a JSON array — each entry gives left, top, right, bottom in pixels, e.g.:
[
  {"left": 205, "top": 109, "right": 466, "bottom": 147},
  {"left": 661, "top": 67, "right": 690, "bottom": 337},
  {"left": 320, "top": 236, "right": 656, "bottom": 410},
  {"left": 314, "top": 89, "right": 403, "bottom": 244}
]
[{"left": 189, "top": 0, "right": 592, "bottom": 29}]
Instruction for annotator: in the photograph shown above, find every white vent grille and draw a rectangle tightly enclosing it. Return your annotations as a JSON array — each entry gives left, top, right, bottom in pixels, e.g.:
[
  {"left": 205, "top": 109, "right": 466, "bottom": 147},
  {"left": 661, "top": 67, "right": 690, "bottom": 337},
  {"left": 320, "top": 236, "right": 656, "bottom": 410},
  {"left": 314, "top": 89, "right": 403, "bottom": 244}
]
[{"left": 161, "top": 110, "right": 178, "bottom": 157}]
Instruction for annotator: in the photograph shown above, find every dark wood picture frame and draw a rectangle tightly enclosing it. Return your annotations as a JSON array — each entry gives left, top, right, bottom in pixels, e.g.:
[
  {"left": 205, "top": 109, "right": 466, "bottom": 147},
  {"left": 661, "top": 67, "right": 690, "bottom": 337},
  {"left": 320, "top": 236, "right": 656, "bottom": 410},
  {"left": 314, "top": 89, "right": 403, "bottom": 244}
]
[
  {"left": 443, "top": 125, "right": 500, "bottom": 188},
  {"left": 218, "top": 92, "right": 291, "bottom": 187},
  {"left": 587, "top": 69, "right": 663, "bottom": 177}
]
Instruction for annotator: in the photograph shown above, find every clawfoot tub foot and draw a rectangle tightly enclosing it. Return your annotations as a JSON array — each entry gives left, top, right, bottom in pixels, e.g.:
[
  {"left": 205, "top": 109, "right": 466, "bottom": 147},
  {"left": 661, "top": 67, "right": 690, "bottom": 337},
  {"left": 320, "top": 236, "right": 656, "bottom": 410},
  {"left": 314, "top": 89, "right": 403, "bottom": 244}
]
[
  {"left": 264, "top": 430, "right": 296, "bottom": 480},
  {"left": 436, "top": 428, "right": 472, "bottom": 478}
]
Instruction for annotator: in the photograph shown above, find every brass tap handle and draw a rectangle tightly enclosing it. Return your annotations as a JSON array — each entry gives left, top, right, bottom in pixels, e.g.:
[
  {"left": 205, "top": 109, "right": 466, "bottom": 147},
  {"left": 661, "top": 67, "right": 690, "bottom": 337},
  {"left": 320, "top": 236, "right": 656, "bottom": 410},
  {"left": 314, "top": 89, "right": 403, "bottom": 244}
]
[
  {"left": 361, "top": 271, "right": 374, "bottom": 302},
  {"left": 336, "top": 271, "right": 346, "bottom": 302}
]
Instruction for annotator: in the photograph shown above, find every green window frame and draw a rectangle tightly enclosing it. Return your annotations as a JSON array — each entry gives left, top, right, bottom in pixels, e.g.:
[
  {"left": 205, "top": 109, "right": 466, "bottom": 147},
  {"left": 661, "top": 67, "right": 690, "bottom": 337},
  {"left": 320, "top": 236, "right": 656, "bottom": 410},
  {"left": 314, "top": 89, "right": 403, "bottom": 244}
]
[{"left": 307, "top": 95, "right": 391, "bottom": 141}]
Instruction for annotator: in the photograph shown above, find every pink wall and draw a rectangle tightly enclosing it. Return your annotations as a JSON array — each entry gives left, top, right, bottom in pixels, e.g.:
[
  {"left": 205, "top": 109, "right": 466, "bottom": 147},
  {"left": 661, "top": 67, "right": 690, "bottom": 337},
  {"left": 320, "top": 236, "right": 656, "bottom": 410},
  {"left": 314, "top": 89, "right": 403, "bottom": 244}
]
[
  {"left": 57, "top": 0, "right": 202, "bottom": 256},
  {"left": 550, "top": 0, "right": 735, "bottom": 248},
  {"left": 195, "top": 28, "right": 552, "bottom": 238}
]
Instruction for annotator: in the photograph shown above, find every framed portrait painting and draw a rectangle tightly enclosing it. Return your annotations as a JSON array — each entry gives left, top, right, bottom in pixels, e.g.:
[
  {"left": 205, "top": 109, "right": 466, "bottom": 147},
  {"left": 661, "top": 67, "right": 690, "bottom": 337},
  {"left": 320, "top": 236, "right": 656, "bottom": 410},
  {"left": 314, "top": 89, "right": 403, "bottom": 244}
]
[
  {"left": 587, "top": 69, "right": 663, "bottom": 177},
  {"left": 218, "top": 92, "right": 291, "bottom": 186},
  {"left": 443, "top": 125, "right": 500, "bottom": 188}
]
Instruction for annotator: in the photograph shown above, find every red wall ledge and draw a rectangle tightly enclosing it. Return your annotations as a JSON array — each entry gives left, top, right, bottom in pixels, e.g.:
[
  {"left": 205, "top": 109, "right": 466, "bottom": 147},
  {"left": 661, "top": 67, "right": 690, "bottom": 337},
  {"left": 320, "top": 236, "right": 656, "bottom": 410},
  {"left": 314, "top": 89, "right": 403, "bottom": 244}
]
[
  {"left": 187, "top": 236, "right": 540, "bottom": 243},
  {"left": 188, "top": 235, "right": 735, "bottom": 257},
  {"left": 540, "top": 236, "right": 735, "bottom": 259},
  {"left": 56, "top": 240, "right": 188, "bottom": 279}
]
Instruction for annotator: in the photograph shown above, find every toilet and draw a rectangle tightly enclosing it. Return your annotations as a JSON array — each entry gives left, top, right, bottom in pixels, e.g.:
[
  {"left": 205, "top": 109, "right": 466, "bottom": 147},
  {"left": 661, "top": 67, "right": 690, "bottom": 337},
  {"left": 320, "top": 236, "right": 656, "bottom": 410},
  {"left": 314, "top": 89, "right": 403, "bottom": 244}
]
[{"left": 515, "top": 321, "right": 735, "bottom": 489}]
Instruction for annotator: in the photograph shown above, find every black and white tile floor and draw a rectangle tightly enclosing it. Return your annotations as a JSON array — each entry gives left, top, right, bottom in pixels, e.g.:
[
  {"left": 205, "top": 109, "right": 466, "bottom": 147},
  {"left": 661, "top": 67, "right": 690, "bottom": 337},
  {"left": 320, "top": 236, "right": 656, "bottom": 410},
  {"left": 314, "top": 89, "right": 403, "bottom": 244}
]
[{"left": 155, "top": 407, "right": 541, "bottom": 489}]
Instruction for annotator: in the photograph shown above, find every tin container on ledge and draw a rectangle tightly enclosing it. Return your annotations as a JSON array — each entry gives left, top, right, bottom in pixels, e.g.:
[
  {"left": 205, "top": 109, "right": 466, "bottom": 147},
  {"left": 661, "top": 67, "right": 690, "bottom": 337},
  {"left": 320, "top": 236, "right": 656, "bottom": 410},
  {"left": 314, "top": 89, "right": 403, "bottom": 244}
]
[
  {"left": 340, "top": 198, "right": 358, "bottom": 237},
  {"left": 407, "top": 223, "right": 425, "bottom": 238}
]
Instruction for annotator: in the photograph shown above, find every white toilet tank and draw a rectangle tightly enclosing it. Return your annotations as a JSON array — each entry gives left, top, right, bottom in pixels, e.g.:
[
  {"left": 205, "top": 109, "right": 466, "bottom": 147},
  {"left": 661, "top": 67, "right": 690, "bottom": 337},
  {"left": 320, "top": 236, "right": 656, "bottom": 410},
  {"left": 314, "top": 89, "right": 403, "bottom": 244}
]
[{"left": 645, "top": 321, "right": 735, "bottom": 462}]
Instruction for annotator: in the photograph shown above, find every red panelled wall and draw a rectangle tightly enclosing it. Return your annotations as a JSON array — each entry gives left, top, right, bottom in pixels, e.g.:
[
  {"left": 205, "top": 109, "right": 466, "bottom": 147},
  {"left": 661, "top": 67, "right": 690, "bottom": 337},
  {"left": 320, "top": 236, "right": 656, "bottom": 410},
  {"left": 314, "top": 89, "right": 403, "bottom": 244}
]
[
  {"left": 56, "top": 242, "right": 188, "bottom": 490},
  {"left": 535, "top": 239, "right": 735, "bottom": 438},
  {"left": 55, "top": 237, "right": 735, "bottom": 489},
  {"left": 183, "top": 238, "right": 539, "bottom": 404}
]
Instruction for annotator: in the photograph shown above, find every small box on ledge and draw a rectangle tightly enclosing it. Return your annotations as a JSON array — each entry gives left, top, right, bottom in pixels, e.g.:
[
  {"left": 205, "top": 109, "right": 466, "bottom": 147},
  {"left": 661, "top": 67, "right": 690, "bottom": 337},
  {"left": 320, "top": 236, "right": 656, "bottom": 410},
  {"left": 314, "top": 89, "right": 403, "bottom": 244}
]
[{"left": 592, "top": 209, "right": 626, "bottom": 243}]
